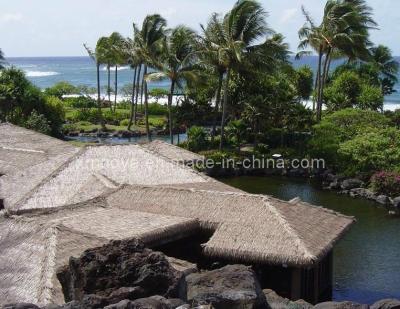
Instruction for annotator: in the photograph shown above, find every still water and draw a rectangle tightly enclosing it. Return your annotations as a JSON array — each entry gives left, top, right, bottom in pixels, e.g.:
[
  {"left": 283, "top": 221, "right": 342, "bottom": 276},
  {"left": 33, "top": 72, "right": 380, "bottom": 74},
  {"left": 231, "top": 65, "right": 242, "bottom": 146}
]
[{"left": 220, "top": 176, "right": 400, "bottom": 305}]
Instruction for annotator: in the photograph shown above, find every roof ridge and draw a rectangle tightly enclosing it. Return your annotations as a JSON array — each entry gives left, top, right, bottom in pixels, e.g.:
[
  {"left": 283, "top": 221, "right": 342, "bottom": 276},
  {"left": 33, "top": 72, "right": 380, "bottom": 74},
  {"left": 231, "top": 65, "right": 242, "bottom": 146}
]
[
  {"left": 262, "top": 198, "right": 317, "bottom": 262},
  {"left": 12, "top": 147, "right": 87, "bottom": 210}
]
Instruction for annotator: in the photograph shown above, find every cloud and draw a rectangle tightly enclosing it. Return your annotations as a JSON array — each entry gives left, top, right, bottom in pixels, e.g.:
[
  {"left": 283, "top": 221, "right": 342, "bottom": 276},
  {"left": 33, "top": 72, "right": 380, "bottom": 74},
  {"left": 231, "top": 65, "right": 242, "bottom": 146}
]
[
  {"left": 0, "top": 13, "right": 23, "bottom": 23},
  {"left": 280, "top": 8, "right": 297, "bottom": 24}
]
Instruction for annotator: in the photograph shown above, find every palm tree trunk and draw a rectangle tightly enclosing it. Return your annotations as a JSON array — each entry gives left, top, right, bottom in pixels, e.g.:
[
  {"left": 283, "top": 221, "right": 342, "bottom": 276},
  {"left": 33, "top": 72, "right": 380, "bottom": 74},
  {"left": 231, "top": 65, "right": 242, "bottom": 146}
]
[
  {"left": 128, "top": 66, "right": 137, "bottom": 131},
  {"left": 140, "top": 72, "right": 145, "bottom": 112},
  {"left": 114, "top": 66, "right": 118, "bottom": 112},
  {"left": 96, "top": 62, "right": 106, "bottom": 130},
  {"left": 318, "top": 48, "right": 332, "bottom": 120},
  {"left": 107, "top": 65, "right": 112, "bottom": 110},
  {"left": 219, "top": 68, "right": 231, "bottom": 150},
  {"left": 143, "top": 65, "right": 151, "bottom": 142},
  {"left": 316, "top": 49, "right": 324, "bottom": 121},
  {"left": 212, "top": 72, "right": 224, "bottom": 143},
  {"left": 134, "top": 65, "right": 142, "bottom": 125},
  {"left": 168, "top": 80, "right": 175, "bottom": 144}
]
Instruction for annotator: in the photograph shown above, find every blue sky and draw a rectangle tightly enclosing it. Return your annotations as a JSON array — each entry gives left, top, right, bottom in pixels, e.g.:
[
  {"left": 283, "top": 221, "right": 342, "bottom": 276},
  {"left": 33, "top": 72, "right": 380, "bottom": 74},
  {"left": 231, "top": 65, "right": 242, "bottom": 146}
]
[{"left": 1, "top": 0, "right": 399, "bottom": 57}]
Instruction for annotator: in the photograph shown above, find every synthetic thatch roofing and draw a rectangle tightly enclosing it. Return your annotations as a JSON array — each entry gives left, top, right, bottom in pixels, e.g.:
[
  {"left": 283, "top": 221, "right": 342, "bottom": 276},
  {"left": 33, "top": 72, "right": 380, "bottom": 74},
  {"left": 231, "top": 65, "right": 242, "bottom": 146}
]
[
  {"left": 0, "top": 123, "right": 79, "bottom": 207},
  {"left": 5, "top": 144, "right": 208, "bottom": 211},
  {"left": 106, "top": 185, "right": 354, "bottom": 267},
  {"left": 141, "top": 140, "right": 204, "bottom": 165},
  {"left": 0, "top": 201, "right": 199, "bottom": 305}
]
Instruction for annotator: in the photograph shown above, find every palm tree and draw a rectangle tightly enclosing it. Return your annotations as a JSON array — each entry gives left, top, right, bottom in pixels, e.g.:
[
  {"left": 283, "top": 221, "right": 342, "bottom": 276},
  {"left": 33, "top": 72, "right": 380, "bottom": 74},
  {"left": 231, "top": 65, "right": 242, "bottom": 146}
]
[
  {"left": 0, "top": 48, "right": 6, "bottom": 69},
  {"left": 147, "top": 26, "right": 198, "bottom": 144},
  {"left": 109, "top": 32, "right": 126, "bottom": 112},
  {"left": 84, "top": 42, "right": 106, "bottom": 130},
  {"left": 298, "top": 0, "right": 377, "bottom": 121},
  {"left": 134, "top": 15, "right": 167, "bottom": 141},
  {"left": 369, "top": 45, "right": 399, "bottom": 95},
  {"left": 201, "top": 0, "right": 272, "bottom": 150}
]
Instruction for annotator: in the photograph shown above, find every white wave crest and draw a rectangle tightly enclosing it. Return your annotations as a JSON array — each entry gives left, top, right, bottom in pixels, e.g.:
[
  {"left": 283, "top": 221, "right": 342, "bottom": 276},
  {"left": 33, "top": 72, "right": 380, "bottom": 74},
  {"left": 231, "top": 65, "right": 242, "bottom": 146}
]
[
  {"left": 25, "top": 71, "right": 60, "bottom": 77},
  {"left": 102, "top": 66, "right": 130, "bottom": 71}
]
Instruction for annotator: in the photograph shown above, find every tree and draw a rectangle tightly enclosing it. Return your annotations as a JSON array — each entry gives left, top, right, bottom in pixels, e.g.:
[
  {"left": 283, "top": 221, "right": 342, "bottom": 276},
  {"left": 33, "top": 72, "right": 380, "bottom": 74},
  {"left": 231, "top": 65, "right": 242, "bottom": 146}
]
[
  {"left": 134, "top": 15, "right": 167, "bottom": 141},
  {"left": 84, "top": 42, "right": 106, "bottom": 130},
  {"left": 109, "top": 32, "right": 126, "bottom": 111},
  {"left": 369, "top": 45, "right": 399, "bottom": 95},
  {"left": 44, "top": 81, "right": 77, "bottom": 98},
  {"left": 226, "top": 119, "right": 247, "bottom": 152},
  {"left": 201, "top": 0, "right": 276, "bottom": 150},
  {"left": 298, "top": 0, "right": 377, "bottom": 121},
  {"left": 0, "top": 48, "right": 6, "bottom": 69},
  {"left": 147, "top": 25, "right": 198, "bottom": 144},
  {"left": 295, "top": 66, "right": 314, "bottom": 101}
]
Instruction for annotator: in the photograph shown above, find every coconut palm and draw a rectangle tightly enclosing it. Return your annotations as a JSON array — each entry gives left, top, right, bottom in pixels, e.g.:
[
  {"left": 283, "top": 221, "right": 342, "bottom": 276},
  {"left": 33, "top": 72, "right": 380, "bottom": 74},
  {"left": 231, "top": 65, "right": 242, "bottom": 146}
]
[
  {"left": 201, "top": 0, "right": 272, "bottom": 150},
  {"left": 147, "top": 26, "right": 198, "bottom": 144},
  {"left": 369, "top": 45, "right": 399, "bottom": 95},
  {"left": 95, "top": 37, "right": 113, "bottom": 108},
  {"left": 298, "top": 0, "right": 377, "bottom": 121},
  {"left": 0, "top": 48, "right": 6, "bottom": 69},
  {"left": 84, "top": 42, "right": 106, "bottom": 130},
  {"left": 109, "top": 32, "right": 126, "bottom": 112},
  {"left": 134, "top": 14, "right": 167, "bottom": 141}
]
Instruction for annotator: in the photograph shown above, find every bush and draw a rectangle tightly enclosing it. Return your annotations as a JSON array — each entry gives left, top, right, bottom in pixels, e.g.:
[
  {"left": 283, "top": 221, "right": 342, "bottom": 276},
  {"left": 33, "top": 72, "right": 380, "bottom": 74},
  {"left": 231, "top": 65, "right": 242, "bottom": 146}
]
[
  {"left": 120, "top": 119, "right": 130, "bottom": 126},
  {"left": 371, "top": 172, "right": 400, "bottom": 196},
  {"left": 44, "top": 81, "right": 77, "bottom": 98},
  {"left": 24, "top": 110, "right": 51, "bottom": 134},
  {"left": 187, "top": 126, "right": 208, "bottom": 152},
  {"left": 103, "top": 110, "right": 130, "bottom": 123},
  {"left": 338, "top": 127, "right": 400, "bottom": 176},
  {"left": 44, "top": 96, "right": 65, "bottom": 136},
  {"left": 72, "top": 109, "right": 102, "bottom": 123},
  {"left": 358, "top": 85, "right": 384, "bottom": 110},
  {"left": 295, "top": 66, "right": 313, "bottom": 100},
  {"left": 64, "top": 96, "right": 97, "bottom": 108}
]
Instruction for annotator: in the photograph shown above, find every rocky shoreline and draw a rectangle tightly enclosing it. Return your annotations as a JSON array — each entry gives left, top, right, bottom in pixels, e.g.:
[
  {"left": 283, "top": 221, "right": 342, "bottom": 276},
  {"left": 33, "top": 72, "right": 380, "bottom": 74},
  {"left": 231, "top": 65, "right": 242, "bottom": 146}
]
[{"left": 4, "top": 239, "right": 400, "bottom": 309}]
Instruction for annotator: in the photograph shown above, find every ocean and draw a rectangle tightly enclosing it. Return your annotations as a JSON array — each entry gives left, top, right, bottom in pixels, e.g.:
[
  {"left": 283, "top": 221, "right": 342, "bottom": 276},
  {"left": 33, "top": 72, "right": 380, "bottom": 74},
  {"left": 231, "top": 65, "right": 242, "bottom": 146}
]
[{"left": 5, "top": 56, "right": 400, "bottom": 110}]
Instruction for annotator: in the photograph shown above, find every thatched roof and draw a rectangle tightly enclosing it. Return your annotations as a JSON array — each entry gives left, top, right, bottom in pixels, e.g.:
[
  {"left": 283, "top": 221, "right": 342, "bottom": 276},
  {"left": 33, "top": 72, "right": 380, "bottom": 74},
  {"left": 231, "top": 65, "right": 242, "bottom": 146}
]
[
  {"left": 0, "top": 123, "right": 79, "bottom": 207},
  {"left": 141, "top": 140, "right": 204, "bottom": 165},
  {"left": 106, "top": 185, "right": 354, "bottom": 267},
  {"left": 5, "top": 144, "right": 208, "bottom": 212},
  {"left": 0, "top": 201, "right": 199, "bottom": 305}
]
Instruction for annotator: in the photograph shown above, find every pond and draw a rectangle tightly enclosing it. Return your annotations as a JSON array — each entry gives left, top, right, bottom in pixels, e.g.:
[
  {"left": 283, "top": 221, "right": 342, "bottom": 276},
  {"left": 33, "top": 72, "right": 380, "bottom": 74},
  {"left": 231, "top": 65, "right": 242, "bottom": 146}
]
[
  {"left": 219, "top": 176, "right": 400, "bottom": 305},
  {"left": 66, "top": 133, "right": 187, "bottom": 145}
]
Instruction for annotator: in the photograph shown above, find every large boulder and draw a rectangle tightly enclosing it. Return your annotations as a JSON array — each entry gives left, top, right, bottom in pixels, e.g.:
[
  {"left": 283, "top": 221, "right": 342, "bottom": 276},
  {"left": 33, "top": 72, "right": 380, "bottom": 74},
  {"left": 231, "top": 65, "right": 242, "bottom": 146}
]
[
  {"left": 392, "top": 197, "right": 400, "bottom": 209},
  {"left": 57, "top": 239, "right": 183, "bottom": 308},
  {"left": 314, "top": 301, "right": 369, "bottom": 309},
  {"left": 349, "top": 188, "right": 376, "bottom": 200},
  {"left": 375, "top": 195, "right": 390, "bottom": 205},
  {"left": 341, "top": 179, "right": 364, "bottom": 190},
  {"left": 2, "top": 304, "right": 40, "bottom": 309},
  {"left": 371, "top": 299, "right": 400, "bottom": 309},
  {"left": 181, "top": 265, "right": 266, "bottom": 309}
]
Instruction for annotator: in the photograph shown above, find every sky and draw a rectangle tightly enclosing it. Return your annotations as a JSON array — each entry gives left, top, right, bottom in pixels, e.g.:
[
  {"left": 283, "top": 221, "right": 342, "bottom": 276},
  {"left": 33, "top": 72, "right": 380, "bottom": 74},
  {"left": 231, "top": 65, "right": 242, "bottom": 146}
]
[{"left": 1, "top": 0, "right": 399, "bottom": 57}]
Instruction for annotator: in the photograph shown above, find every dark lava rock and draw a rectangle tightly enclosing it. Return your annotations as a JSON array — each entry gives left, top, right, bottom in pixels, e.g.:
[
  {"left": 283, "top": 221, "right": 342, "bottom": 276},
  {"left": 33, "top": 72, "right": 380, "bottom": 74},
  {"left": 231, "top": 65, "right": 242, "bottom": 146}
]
[
  {"left": 349, "top": 188, "right": 376, "bottom": 200},
  {"left": 375, "top": 195, "right": 390, "bottom": 205},
  {"left": 371, "top": 299, "right": 400, "bottom": 309},
  {"left": 103, "top": 296, "right": 186, "bottom": 309},
  {"left": 314, "top": 301, "right": 369, "bottom": 309},
  {"left": 181, "top": 264, "right": 266, "bottom": 309},
  {"left": 341, "top": 179, "right": 364, "bottom": 190},
  {"left": 2, "top": 304, "right": 40, "bottom": 309},
  {"left": 57, "top": 239, "right": 183, "bottom": 308},
  {"left": 263, "top": 289, "right": 312, "bottom": 309}
]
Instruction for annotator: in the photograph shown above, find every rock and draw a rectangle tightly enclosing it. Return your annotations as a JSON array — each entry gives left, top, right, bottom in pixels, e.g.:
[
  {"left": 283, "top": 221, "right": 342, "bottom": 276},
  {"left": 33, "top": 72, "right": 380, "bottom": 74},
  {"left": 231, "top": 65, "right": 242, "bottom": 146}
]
[
  {"left": 104, "top": 296, "right": 186, "bottom": 309},
  {"left": 392, "top": 197, "right": 400, "bottom": 209},
  {"left": 314, "top": 301, "right": 369, "bottom": 309},
  {"left": 341, "top": 179, "right": 364, "bottom": 190},
  {"left": 329, "top": 180, "right": 342, "bottom": 190},
  {"left": 349, "top": 188, "right": 376, "bottom": 200},
  {"left": 166, "top": 256, "right": 198, "bottom": 276},
  {"left": 375, "top": 195, "right": 390, "bottom": 205},
  {"left": 57, "top": 239, "right": 183, "bottom": 308},
  {"left": 182, "top": 264, "right": 266, "bottom": 309},
  {"left": 263, "top": 289, "right": 312, "bottom": 309},
  {"left": 371, "top": 299, "right": 400, "bottom": 309},
  {"left": 2, "top": 304, "right": 40, "bottom": 309}
]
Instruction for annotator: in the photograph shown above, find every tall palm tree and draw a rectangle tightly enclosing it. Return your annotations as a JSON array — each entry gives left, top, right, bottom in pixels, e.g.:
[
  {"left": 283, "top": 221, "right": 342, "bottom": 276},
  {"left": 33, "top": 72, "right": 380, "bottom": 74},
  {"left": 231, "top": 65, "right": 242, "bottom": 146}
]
[
  {"left": 84, "top": 42, "right": 106, "bottom": 130},
  {"left": 298, "top": 0, "right": 377, "bottom": 121},
  {"left": 147, "top": 26, "right": 198, "bottom": 144},
  {"left": 96, "top": 37, "right": 113, "bottom": 108},
  {"left": 0, "top": 48, "right": 6, "bottom": 69},
  {"left": 109, "top": 32, "right": 126, "bottom": 112},
  {"left": 369, "top": 45, "right": 399, "bottom": 95},
  {"left": 201, "top": 0, "right": 273, "bottom": 150},
  {"left": 134, "top": 15, "right": 167, "bottom": 141}
]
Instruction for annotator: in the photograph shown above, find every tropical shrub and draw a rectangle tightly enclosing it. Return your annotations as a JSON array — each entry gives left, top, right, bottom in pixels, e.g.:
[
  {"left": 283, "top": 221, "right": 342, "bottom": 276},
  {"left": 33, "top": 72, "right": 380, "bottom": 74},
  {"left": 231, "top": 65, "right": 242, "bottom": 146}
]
[
  {"left": 187, "top": 126, "right": 208, "bottom": 152},
  {"left": 149, "top": 88, "right": 169, "bottom": 103},
  {"left": 64, "top": 96, "right": 97, "bottom": 108},
  {"left": 44, "top": 81, "right": 77, "bottom": 98},
  {"left": 370, "top": 171, "right": 400, "bottom": 196},
  {"left": 295, "top": 66, "right": 314, "bottom": 100},
  {"left": 120, "top": 119, "right": 130, "bottom": 126},
  {"left": 72, "top": 109, "right": 102, "bottom": 123},
  {"left": 358, "top": 84, "right": 384, "bottom": 110},
  {"left": 226, "top": 120, "right": 248, "bottom": 152},
  {"left": 338, "top": 128, "right": 400, "bottom": 176},
  {"left": 44, "top": 96, "right": 65, "bottom": 136},
  {"left": 24, "top": 110, "right": 51, "bottom": 135}
]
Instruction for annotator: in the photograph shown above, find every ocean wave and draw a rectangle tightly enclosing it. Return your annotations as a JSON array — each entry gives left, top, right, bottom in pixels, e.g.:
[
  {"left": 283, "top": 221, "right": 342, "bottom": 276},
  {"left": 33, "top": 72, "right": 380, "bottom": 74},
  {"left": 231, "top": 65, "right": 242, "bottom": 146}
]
[
  {"left": 102, "top": 66, "right": 130, "bottom": 71},
  {"left": 25, "top": 71, "right": 60, "bottom": 77}
]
